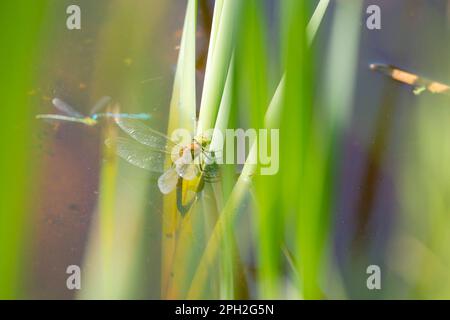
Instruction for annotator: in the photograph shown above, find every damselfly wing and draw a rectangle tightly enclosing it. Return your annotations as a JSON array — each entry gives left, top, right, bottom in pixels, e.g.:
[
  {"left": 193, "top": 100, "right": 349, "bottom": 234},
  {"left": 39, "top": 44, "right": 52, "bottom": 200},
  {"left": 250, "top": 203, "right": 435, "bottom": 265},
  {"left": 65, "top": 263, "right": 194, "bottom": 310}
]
[
  {"left": 370, "top": 63, "right": 450, "bottom": 96},
  {"left": 52, "top": 97, "right": 85, "bottom": 118},
  {"left": 90, "top": 96, "right": 114, "bottom": 115}
]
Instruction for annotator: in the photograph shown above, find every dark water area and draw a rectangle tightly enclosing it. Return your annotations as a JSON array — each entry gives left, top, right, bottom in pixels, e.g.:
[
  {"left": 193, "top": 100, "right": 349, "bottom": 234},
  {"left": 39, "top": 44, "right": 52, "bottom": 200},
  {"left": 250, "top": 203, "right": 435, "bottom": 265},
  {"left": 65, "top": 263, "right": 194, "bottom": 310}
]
[
  {"left": 319, "top": 0, "right": 450, "bottom": 297},
  {"left": 31, "top": 125, "right": 100, "bottom": 298},
  {"left": 29, "top": 0, "right": 197, "bottom": 299}
]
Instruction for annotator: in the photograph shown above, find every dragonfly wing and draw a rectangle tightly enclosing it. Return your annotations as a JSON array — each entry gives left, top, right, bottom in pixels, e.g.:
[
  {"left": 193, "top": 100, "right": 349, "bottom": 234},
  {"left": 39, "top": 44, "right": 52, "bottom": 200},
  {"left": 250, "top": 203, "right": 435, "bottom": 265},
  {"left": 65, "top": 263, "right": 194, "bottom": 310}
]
[
  {"left": 115, "top": 118, "right": 176, "bottom": 152},
  {"left": 158, "top": 167, "right": 179, "bottom": 194},
  {"left": 174, "top": 149, "right": 198, "bottom": 180},
  {"left": 106, "top": 137, "right": 165, "bottom": 173},
  {"left": 52, "top": 98, "right": 85, "bottom": 118},
  {"left": 90, "top": 96, "right": 112, "bottom": 115},
  {"left": 176, "top": 163, "right": 199, "bottom": 180}
]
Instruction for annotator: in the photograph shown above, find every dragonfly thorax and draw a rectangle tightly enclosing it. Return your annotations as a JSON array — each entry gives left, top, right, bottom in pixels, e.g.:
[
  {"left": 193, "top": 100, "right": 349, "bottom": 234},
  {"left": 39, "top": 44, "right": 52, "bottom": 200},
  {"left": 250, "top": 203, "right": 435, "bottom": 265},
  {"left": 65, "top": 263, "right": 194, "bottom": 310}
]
[{"left": 179, "top": 141, "right": 202, "bottom": 159}]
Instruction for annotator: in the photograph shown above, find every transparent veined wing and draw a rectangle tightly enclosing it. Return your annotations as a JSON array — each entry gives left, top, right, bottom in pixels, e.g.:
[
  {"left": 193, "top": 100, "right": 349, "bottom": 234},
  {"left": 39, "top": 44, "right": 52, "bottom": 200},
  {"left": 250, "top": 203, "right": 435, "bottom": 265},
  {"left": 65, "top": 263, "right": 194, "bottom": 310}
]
[
  {"left": 176, "top": 163, "right": 199, "bottom": 180},
  {"left": 106, "top": 137, "right": 166, "bottom": 173},
  {"left": 157, "top": 167, "right": 179, "bottom": 194},
  {"left": 36, "top": 114, "right": 89, "bottom": 124},
  {"left": 174, "top": 148, "right": 199, "bottom": 180},
  {"left": 52, "top": 98, "right": 85, "bottom": 118},
  {"left": 89, "top": 96, "right": 112, "bottom": 115},
  {"left": 115, "top": 118, "right": 177, "bottom": 153}
]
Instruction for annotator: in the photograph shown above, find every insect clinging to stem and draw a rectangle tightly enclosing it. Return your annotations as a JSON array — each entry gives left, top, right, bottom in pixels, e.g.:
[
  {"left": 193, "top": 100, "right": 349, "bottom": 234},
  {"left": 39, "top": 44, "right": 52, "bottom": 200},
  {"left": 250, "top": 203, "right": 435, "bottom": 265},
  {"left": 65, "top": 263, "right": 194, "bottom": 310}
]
[{"left": 106, "top": 117, "right": 220, "bottom": 215}]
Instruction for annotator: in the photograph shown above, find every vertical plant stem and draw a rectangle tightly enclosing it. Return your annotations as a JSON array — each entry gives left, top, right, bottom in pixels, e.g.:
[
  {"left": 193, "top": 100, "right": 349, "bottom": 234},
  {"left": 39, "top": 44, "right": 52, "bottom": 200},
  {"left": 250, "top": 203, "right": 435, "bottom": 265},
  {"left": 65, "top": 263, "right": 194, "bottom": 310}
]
[
  {"left": 187, "top": 0, "right": 330, "bottom": 298},
  {"left": 197, "top": 0, "right": 239, "bottom": 134},
  {"left": 0, "top": 1, "right": 47, "bottom": 299},
  {"left": 162, "top": 0, "right": 197, "bottom": 298},
  {"left": 98, "top": 123, "right": 118, "bottom": 295}
]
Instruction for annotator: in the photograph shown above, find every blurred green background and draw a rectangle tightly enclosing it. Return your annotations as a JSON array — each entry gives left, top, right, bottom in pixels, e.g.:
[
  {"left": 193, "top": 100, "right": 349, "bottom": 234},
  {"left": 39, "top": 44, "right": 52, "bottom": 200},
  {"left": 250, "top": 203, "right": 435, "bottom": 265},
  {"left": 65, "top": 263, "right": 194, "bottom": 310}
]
[{"left": 0, "top": 0, "right": 449, "bottom": 299}]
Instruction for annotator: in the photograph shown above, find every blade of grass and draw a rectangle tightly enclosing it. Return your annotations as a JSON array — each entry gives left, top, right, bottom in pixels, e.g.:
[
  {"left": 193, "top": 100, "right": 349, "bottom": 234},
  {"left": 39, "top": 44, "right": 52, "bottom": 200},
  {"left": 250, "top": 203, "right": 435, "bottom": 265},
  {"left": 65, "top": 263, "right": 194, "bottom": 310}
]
[
  {"left": 167, "top": 0, "right": 197, "bottom": 134},
  {"left": 318, "top": 0, "right": 363, "bottom": 298},
  {"left": 188, "top": 69, "right": 284, "bottom": 299},
  {"left": 187, "top": 143, "right": 257, "bottom": 299},
  {"left": 306, "top": 0, "right": 330, "bottom": 45},
  {"left": 0, "top": 1, "right": 47, "bottom": 299},
  {"left": 234, "top": 0, "right": 279, "bottom": 298},
  {"left": 165, "top": 0, "right": 242, "bottom": 299},
  {"left": 197, "top": 0, "right": 240, "bottom": 134},
  {"left": 78, "top": 121, "right": 118, "bottom": 298},
  {"left": 323, "top": 0, "right": 363, "bottom": 131},
  {"left": 78, "top": 0, "right": 170, "bottom": 299},
  {"left": 210, "top": 60, "right": 236, "bottom": 299},
  {"left": 187, "top": 0, "right": 330, "bottom": 299},
  {"left": 161, "top": 0, "right": 198, "bottom": 298}
]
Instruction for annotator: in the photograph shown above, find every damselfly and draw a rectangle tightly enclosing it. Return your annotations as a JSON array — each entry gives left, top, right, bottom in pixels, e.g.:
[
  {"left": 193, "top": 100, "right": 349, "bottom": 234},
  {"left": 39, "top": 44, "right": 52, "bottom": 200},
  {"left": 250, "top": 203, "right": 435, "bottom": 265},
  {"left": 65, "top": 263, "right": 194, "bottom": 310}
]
[
  {"left": 370, "top": 63, "right": 450, "bottom": 96},
  {"left": 106, "top": 118, "right": 220, "bottom": 215},
  {"left": 36, "top": 96, "right": 151, "bottom": 126}
]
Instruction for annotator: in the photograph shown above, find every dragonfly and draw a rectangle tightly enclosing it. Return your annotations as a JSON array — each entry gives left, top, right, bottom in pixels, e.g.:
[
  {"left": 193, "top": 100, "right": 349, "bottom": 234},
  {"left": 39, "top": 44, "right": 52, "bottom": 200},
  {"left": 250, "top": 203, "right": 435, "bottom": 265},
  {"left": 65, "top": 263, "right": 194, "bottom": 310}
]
[
  {"left": 106, "top": 117, "right": 220, "bottom": 215},
  {"left": 36, "top": 96, "right": 151, "bottom": 126},
  {"left": 370, "top": 63, "right": 450, "bottom": 96}
]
